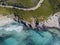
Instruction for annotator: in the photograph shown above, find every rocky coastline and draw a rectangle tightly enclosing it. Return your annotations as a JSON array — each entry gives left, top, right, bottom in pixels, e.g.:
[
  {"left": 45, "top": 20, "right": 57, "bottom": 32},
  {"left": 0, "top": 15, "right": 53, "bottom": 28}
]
[
  {"left": 0, "top": 12, "right": 60, "bottom": 32},
  {"left": 0, "top": 12, "right": 60, "bottom": 38},
  {"left": 13, "top": 12, "right": 60, "bottom": 31},
  {"left": 12, "top": 12, "right": 60, "bottom": 37}
]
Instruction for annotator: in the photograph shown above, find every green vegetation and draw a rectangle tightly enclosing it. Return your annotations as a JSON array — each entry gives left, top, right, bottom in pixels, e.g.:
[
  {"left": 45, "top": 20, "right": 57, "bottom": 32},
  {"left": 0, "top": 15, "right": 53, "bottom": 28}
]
[
  {"left": 0, "top": 7, "right": 14, "bottom": 15},
  {"left": 49, "top": 0, "right": 60, "bottom": 13},
  {"left": 0, "top": 0, "right": 60, "bottom": 22},
  {"left": 1, "top": 0, "right": 39, "bottom": 8},
  {"left": 13, "top": 0, "right": 53, "bottom": 22}
]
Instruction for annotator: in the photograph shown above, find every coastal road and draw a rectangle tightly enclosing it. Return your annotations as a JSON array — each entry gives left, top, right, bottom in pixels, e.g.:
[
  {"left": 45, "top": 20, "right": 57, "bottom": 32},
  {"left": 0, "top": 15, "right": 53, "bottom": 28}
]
[{"left": 0, "top": 0, "right": 44, "bottom": 11}]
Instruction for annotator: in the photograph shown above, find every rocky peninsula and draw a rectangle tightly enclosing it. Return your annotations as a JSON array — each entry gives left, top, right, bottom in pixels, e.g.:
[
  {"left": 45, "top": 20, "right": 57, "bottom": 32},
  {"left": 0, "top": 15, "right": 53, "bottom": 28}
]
[
  {"left": 9, "top": 12, "right": 60, "bottom": 31},
  {"left": 0, "top": 12, "right": 60, "bottom": 32},
  {"left": 0, "top": 0, "right": 60, "bottom": 31}
]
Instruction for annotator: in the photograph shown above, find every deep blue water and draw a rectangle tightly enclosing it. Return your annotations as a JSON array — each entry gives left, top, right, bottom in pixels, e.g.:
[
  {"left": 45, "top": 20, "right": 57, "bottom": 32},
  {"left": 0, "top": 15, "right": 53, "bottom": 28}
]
[{"left": 0, "top": 22, "right": 60, "bottom": 45}]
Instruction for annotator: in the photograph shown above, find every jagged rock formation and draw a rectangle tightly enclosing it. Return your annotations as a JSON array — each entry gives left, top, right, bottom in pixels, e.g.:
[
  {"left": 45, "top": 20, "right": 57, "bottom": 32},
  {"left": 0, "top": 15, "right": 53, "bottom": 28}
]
[
  {"left": 12, "top": 12, "right": 60, "bottom": 38},
  {"left": 13, "top": 12, "right": 60, "bottom": 30}
]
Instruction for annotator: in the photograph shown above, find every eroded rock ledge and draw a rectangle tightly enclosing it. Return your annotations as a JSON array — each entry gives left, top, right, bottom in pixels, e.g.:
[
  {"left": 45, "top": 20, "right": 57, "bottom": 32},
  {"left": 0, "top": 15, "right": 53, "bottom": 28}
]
[{"left": 13, "top": 12, "right": 60, "bottom": 30}]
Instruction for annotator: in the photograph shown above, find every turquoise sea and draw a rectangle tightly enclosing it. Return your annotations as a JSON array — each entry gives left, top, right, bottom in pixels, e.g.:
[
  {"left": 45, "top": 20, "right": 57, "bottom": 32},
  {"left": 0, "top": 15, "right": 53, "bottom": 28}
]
[{"left": 0, "top": 22, "right": 60, "bottom": 45}]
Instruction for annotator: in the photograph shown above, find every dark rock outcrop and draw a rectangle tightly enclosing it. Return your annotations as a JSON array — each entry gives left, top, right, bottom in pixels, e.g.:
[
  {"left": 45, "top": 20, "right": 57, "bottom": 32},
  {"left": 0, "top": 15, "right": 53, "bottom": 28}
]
[
  {"left": 58, "top": 18, "right": 60, "bottom": 27},
  {"left": 13, "top": 13, "right": 60, "bottom": 38}
]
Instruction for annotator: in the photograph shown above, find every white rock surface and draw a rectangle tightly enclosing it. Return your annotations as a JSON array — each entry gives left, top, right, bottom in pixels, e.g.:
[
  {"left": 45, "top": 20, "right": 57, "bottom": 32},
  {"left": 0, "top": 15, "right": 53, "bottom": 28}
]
[{"left": 44, "top": 12, "right": 60, "bottom": 28}]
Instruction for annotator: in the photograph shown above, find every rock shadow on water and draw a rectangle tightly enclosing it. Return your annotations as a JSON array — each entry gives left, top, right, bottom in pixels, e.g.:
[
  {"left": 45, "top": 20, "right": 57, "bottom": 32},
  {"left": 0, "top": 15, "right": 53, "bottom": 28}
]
[
  {"left": 20, "top": 36, "right": 35, "bottom": 45},
  {"left": 0, "top": 33, "right": 14, "bottom": 45}
]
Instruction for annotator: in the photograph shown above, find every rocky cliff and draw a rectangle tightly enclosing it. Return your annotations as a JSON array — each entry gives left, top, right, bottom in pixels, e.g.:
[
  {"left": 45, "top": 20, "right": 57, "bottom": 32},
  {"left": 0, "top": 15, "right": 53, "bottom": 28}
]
[{"left": 13, "top": 12, "right": 60, "bottom": 30}]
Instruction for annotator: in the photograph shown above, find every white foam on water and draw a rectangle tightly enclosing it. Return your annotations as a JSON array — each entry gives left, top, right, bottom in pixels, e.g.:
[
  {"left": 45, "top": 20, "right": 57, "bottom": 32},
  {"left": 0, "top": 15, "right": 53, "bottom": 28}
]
[
  {"left": 0, "top": 23, "right": 23, "bottom": 32},
  {"left": 5, "top": 25, "right": 23, "bottom": 32},
  {"left": 0, "top": 16, "right": 15, "bottom": 26},
  {"left": 0, "top": 15, "right": 23, "bottom": 32}
]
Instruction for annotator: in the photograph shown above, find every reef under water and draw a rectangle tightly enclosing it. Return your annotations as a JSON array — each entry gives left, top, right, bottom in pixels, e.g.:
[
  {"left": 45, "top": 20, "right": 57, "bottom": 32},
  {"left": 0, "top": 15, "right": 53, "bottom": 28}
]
[{"left": 0, "top": 21, "right": 60, "bottom": 45}]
